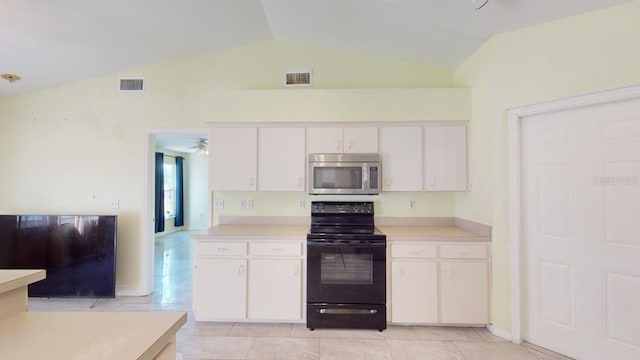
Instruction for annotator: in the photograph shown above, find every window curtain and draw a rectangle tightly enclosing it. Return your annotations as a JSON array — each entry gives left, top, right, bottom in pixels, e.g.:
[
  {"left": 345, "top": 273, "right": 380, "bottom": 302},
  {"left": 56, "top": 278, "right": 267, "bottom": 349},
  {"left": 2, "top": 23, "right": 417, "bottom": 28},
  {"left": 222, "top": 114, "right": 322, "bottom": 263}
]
[
  {"left": 154, "top": 152, "right": 165, "bottom": 233},
  {"left": 174, "top": 156, "right": 184, "bottom": 227}
]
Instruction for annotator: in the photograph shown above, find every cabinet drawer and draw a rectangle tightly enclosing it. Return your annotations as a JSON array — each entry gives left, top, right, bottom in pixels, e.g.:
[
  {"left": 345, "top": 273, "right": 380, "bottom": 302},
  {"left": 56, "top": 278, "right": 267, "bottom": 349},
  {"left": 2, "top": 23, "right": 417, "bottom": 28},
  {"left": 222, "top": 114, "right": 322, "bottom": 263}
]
[
  {"left": 250, "top": 242, "right": 301, "bottom": 257},
  {"left": 440, "top": 245, "right": 488, "bottom": 259},
  {"left": 196, "top": 242, "right": 247, "bottom": 256},
  {"left": 391, "top": 244, "right": 437, "bottom": 259}
]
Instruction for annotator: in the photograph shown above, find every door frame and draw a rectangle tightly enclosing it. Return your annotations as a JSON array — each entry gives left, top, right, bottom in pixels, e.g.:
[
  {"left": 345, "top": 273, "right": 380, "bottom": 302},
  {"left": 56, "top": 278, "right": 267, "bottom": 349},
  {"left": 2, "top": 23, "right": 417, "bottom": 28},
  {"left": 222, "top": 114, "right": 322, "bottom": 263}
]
[
  {"left": 141, "top": 128, "right": 209, "bottom": 296},
  {"left": 508, "top": 84, "right": 640, "bottom": 344}
]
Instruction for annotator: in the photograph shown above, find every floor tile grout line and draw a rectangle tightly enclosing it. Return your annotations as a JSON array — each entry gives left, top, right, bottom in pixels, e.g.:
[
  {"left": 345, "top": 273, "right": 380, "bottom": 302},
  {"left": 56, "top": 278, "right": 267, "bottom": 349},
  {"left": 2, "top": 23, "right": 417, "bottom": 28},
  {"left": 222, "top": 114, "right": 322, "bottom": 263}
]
[{"left": 451, "top": 340, "right": 471, "bottom": 360}]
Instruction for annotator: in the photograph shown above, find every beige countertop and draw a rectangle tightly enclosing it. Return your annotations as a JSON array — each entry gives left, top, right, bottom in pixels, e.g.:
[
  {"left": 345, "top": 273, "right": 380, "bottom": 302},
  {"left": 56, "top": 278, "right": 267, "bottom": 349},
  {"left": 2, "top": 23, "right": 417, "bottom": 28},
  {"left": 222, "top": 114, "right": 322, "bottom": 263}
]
[
  {"left": 379, "top": 225, "right": 490, "bottom": 242},
  {"left": 0, "top": 269, "right": 46, "bottom": 295},
  {"left": 192, "top": 224, "right": 309, "bottom": 240},
  {"left": 0, "top": 311, "right": 187, "bottom": 360},
  {"left": 192, "top": 224, "right": 489, "bottom": 242}
]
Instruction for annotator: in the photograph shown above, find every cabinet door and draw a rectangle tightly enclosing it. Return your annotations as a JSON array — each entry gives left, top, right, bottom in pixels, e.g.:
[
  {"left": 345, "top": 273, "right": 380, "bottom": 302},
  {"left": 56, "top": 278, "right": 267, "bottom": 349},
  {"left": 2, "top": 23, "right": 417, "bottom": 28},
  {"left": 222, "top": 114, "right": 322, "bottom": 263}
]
[
  {"left": 248, "top": 259, "right": 302, "bottom": 321},
  {"left": 194, "top": 258, "right": 247, "bottom": 320},
  {"left": 343, "top": 127, "right": 378, "bottom": 153},
  {"left": 210, "top": 127, "right": 257, "bottom": 191},
  {"left": 307, "top": 127, "right": 343, "bottom": 153},
  {"left": 391, "top": 260, "right": 438, "bottom": 323},
  {"left": 380, "top": 127, "right": 423, "bottom": 191},
  {"left": 258, "top": 127, "right": 305, "bottom": 191},
  {"left": 423, "top": 126, "right": 467, "bottom": 191},
  {"left": 440, "top": 261, "right": 488, "bottom": 324}
]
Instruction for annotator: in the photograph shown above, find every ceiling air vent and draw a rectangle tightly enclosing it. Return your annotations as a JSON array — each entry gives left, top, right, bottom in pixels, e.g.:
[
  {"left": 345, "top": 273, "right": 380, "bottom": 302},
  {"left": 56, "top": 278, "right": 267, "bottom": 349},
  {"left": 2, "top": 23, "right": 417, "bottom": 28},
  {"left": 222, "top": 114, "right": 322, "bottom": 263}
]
[
  {"left": 119, "top": 77, "right": 145, "bottom": 92},
  {"left": 284, "top": 71, "right": 312, "bottom": 87}
]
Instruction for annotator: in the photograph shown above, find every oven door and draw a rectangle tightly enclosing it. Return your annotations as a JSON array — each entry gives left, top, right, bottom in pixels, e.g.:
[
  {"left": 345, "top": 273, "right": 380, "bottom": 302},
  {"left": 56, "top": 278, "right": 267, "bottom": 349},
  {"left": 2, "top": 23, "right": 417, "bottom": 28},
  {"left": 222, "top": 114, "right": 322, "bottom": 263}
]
[{"left": 307, "top": 239, "right": 386, "bottom": 304}]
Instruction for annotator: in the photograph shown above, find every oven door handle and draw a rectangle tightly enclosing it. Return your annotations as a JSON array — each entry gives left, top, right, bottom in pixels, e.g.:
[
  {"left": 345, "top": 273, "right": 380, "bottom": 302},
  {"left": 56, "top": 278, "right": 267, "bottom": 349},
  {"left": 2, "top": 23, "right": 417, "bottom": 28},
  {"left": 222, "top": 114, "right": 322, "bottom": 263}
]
[
  {"left": 318, "top": 308, "right": 378, "bottom": 315},
  {"left": 307, "top": 239, "right": 386, "bottom": 247}
]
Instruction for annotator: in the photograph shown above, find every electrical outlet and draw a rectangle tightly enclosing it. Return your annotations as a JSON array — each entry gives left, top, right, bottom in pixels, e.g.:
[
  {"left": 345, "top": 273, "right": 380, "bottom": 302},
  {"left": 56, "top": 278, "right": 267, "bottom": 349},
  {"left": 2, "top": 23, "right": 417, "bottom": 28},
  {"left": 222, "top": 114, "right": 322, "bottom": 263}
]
[
  {"left": 110, "top": 200, "right": 120, "bottom": 209},
  {"left": 408, "top": 200, "right": 415, "bottom": 210},
  {"left": 298, "top": 200, "right": 305, "bottom": 209},
  {"left": 215, "top": 200, "right": 224, "bottom": 209},
  {"left": 240, "top": 200, "right": 246, "bottom": 210},
  {"left": 246, "top": 200, "right": 254, "bottom": 210}
]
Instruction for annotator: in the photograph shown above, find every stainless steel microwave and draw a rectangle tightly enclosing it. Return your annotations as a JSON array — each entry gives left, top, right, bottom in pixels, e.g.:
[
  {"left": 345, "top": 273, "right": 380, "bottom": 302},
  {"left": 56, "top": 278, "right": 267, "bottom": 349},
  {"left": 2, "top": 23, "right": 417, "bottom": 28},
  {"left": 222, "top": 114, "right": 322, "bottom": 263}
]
[{"left": 308, "top": 153, "right": 381, "bottom": 195}]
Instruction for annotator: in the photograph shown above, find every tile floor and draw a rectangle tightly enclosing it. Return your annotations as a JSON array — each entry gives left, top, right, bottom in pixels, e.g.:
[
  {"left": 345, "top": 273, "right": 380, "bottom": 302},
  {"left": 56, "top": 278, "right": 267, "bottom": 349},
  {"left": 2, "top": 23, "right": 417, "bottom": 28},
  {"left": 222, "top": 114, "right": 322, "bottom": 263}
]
[{"left": 28, "top": 231, "right": 570, "bottom": 360}]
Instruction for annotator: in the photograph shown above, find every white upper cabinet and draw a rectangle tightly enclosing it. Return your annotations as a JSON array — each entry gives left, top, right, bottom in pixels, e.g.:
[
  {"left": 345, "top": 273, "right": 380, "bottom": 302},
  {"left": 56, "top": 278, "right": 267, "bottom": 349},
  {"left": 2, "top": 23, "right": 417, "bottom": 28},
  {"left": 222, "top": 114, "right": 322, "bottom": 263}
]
[
  {"left": 210, "top": 127, "right": 257, "bottom": 191},
  {"left": 307, "top": 127, "right": 343, "bottom": 153},
  {"left": 343, "top": 127, "right": 378, "bottom": 153},
  {"left": 258, "top": 127, "right": 306, "bottom": 191},
  {"left": 380, "top": 127, "right": 423, "bottom": 191},
  {"left": 307, "top": 127, "right": 378, "bottom": 154},
  {"left": 423, "top": 126, "right": 467, "bottom": 191}
]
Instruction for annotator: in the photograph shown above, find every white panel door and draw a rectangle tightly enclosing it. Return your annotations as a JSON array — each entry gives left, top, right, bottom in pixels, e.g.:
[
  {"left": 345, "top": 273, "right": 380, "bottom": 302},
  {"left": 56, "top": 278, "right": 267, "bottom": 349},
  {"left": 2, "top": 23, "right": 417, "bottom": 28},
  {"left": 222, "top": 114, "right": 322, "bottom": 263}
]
[
  {"left": 258, "top": 127, "right": 305, "bottom": 191},
  {"left": 522, "top": 98, "right": 640, "bottom": 359},
  {"left": 380, "top": 127, "right": 423, "bottom": 191},
  {"left": 210, "top": 127, "right": 257, "bottom": 191},
  {"left": 248, "top": 259, "right": 302, "bottom": 321}
]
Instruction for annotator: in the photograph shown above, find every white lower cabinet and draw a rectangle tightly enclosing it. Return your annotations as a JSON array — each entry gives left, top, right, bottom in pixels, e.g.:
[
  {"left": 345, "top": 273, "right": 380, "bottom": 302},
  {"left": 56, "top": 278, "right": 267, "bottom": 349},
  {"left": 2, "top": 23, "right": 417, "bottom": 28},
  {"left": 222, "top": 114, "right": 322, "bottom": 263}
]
[
  {"left": 194, "top": 258, "right": 247, "bottom": 320},
  {"left": 391, "top": 260, "right": 438, "bottom": 323},
  {"left": 193, "top": 239, "right": 304, "bottom": 322},
  {"left": 440, "top": 261, "right": 488, "bottom": 324},
  {"left": 390, "top": 242, "right": 490, "bottom": 325},
  {"left": 249, "top": 259, "right": 302, "bottom": 320}
]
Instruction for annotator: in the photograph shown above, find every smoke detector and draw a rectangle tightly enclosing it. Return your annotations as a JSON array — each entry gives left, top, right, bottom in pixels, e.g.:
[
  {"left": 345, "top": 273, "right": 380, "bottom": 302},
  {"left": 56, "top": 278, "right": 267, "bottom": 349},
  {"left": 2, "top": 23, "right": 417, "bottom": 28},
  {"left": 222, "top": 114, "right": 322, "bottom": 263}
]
[{"left": 1, "top": 73, "right": 21, "bottom": 83}]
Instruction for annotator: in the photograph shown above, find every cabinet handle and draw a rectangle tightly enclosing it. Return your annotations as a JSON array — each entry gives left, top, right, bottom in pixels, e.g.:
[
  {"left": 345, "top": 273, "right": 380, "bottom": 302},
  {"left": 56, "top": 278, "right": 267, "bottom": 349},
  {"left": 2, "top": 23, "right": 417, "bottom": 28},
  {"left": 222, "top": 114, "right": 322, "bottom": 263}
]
[
  {"left": 428, "top": 178, "right": 437, "bottom": 187},
  {"left": 444, "top": 267, "right": 451, "bottom": 279},
  {"left": 410, "top": 249, "right": 421, "bottom": 255},
  {"left": 337, "top": 139, "right": 342, "bottom": 151},
  {"left": 272, "top": 247, "right": 283, "bottom": 252},
  {"left": 395, "top": 267, "right": 404, "bottom": 278},
  {"left": 217, "top": 247, "right": 229, "bottom": 252},
  {"left": 347, "top": 139, "right": 354, "bottom": 150},
  {"left": 249, "top": 177, "right": 255, "bottom": 187},
  {"left": 384, "top": 178, "right": 391, "bottom": 187},
  {"left": 458, "top": 249, "right": 471, "bottom": 256},
  {"left": 293, "top": 265, "right": 300, "bottom": 276},
  {"left": 238, "top": 265, "right": 245, "bottom": 275},
  {"left": 298, "top": 177, "right": 303, "bottom": 188}
]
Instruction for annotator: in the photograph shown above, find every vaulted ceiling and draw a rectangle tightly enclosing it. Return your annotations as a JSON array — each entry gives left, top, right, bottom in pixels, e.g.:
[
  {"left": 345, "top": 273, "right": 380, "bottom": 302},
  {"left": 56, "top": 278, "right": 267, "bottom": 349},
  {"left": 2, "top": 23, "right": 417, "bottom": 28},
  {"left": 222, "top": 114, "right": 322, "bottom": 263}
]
[{"left": 0, "top": 0, "right": 634, "bottom": 97}]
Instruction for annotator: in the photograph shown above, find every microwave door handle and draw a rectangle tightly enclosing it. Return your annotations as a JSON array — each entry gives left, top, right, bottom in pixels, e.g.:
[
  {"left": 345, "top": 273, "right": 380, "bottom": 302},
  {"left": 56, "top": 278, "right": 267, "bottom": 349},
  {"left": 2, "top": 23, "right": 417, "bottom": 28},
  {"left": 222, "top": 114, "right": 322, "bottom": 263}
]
[{"left": 362, "top": 165, "right": 368, "bottom": 189}]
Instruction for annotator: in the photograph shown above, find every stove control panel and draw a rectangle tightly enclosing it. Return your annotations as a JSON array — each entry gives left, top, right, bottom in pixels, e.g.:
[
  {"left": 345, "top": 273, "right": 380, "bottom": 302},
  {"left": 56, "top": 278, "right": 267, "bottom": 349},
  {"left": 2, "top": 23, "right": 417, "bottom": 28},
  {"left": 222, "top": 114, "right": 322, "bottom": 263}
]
[{"left": 311, "top": 201, "right": 374, "bottom": 214}]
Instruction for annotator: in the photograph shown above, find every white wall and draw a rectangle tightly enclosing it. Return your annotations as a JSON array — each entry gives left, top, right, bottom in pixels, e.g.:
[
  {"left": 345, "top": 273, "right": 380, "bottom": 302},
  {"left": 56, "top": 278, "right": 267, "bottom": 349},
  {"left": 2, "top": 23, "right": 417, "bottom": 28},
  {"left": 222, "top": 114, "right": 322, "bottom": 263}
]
[
  {"left": 186, "top": 152, "right": 209, "bottom": 230},
  {"left": 0, "top": 40, "right": 456, "bottom": 291}
]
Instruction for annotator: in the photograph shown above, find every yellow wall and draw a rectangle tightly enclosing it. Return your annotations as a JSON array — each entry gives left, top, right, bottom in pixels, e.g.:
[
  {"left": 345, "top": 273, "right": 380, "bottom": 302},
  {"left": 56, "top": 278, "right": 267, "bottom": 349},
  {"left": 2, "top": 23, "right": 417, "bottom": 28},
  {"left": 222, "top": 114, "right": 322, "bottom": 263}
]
[
  {"left": 0, "top": 40, "right": 455, "bottom": 290},
  {"left": 453, "top": 0, "right": 640, "bottom": 331}
]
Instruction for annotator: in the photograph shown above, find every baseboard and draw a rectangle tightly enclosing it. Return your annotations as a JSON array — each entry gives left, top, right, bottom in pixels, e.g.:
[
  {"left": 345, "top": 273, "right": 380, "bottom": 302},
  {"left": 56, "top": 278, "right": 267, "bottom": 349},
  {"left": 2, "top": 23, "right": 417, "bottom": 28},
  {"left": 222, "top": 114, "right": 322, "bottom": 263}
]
[
  {"left": 487, "top": 324, "right": 512, "bottom": 341},
  {"left": 115, "top": 285, "right": 148, "bottom": 297}
]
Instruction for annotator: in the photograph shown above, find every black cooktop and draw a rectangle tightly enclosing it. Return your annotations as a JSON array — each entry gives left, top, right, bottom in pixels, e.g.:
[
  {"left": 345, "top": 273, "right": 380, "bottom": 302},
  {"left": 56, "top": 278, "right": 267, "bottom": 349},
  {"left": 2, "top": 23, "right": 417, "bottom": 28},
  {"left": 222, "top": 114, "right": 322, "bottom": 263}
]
[
  {"left": 307, "top": 226, "right": 387, "bottom": 241},
  {"left": 308, "top": 201, "right": 386, "bottom": 241}
]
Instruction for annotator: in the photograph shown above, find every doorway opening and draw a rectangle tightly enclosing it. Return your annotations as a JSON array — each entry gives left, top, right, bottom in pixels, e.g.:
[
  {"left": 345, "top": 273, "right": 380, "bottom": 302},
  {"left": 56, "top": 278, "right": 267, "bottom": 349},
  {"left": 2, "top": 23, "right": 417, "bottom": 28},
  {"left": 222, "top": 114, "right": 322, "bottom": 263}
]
[{"left": 142, "top": 129, "right": 209, "bottom": 299}]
